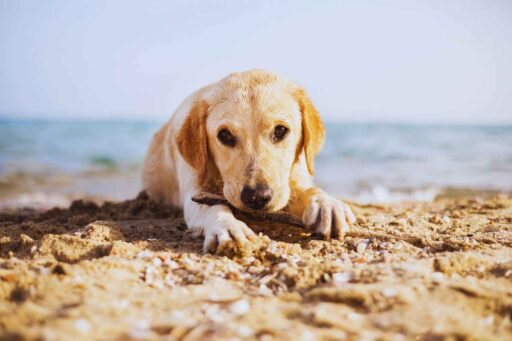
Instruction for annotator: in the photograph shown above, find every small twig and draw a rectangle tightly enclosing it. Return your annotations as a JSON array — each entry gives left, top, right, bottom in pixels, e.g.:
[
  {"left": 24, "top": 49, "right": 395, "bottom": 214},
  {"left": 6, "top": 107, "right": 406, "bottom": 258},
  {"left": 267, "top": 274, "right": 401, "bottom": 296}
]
[
  {"left": 192, "top": 193, "right": 369, "bottom": 240},
  {"left": 191, "top": 193, "right": 305, "bottom": 228}
]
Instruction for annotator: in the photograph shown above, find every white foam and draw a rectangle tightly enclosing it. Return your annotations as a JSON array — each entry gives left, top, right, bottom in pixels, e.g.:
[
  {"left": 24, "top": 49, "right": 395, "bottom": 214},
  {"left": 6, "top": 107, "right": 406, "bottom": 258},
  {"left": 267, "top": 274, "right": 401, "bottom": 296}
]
[
  {"left": 353, "top": 185, "right": 439, "bottom": 203},
  {"left": 0, "top": 192, "right": 71, "bottom": 210}
]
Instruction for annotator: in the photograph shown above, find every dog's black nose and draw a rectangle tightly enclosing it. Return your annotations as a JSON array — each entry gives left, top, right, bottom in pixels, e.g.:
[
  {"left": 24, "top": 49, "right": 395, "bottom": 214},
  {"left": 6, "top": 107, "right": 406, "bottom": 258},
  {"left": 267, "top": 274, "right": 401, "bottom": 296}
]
[{"left": 241, "top": 185, "right": 273, "bottom": 209}]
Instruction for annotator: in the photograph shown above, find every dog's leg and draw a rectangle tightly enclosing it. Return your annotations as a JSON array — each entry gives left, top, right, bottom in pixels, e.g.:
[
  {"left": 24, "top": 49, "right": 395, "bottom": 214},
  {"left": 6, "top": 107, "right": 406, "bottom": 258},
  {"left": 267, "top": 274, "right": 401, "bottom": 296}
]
[
  {"left": 183, "top": 193, "right": 256, "bottom": 253},
  {"left": 288, "top": 187, "right": 356, "bottom": 241}
]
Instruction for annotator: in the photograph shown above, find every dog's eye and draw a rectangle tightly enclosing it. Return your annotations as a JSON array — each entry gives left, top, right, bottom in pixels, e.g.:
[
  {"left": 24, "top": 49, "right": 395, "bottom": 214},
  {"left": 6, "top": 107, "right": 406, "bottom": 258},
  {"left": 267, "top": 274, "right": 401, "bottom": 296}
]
[
  {"left": 217, "top": 128, "right": 236, "bottom": 147},
  {"left": 273, "top": 125, "right": 289, "bottom": 142}
]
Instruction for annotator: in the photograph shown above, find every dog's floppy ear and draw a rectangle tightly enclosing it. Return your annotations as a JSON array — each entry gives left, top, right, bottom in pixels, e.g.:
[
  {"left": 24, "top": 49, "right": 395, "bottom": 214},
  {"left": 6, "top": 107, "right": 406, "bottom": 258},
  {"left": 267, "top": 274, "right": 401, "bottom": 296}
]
[
  {"left": 294, "top": 88, "right": 325, "bottom": 175},
  {"left": 176, "top": 100, "right": 209, "bottom": 185}
]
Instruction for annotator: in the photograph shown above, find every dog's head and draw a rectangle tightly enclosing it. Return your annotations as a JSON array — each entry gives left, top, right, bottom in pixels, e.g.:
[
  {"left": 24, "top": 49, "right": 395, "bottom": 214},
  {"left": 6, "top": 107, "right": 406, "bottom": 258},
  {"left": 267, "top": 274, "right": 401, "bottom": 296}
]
[{"left": 177, "top": 70, "right": 325, "bottom": 212}]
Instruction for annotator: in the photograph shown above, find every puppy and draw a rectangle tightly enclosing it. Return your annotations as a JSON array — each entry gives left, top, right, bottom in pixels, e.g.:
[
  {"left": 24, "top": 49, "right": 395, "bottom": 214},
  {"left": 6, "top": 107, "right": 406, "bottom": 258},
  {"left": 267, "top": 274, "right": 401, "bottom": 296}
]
[{"left": 143, "top": 70, "right": 355, "bottom": 253}]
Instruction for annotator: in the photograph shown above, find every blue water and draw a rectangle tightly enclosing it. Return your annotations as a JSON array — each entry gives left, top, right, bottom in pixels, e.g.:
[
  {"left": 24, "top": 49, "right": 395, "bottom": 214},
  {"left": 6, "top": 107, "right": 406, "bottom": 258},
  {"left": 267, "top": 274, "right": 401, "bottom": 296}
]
[
  {"left": 0, "top": 119, "right": 511, "bottom": 206},
  {"left": 0, "top": 119, "right": 158, "bottom": 174},
  {"left": 317, "top": 124, "right": 512, "bottom": 199}
]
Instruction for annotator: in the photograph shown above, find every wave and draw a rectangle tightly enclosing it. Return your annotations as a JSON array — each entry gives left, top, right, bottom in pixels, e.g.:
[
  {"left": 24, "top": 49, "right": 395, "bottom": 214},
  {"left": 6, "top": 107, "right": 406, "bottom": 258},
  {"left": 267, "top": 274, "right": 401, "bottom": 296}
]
[
  {"left": 352, "top": 185, "right": 440, "bottom": 203},
  {"left": 1, "top": 120, "right": 511, "bottom": 209}
]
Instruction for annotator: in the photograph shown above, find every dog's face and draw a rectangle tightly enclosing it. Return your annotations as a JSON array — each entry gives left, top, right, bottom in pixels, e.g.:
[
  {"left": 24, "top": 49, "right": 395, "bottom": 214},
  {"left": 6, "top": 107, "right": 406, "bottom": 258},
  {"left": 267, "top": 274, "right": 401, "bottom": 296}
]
[
  {"left": 205, "top": 83, "right": 302, "bottom": 212},
  {"left": 177, "top": 70, "right": 325, "bottom": 212}
]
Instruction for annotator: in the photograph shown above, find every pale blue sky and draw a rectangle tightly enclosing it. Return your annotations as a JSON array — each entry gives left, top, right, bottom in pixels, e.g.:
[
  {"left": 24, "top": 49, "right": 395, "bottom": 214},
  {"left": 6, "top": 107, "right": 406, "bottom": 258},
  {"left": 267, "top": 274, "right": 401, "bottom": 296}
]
[{"left": 0, "top": 0, "right": 511, "bottom": 123}]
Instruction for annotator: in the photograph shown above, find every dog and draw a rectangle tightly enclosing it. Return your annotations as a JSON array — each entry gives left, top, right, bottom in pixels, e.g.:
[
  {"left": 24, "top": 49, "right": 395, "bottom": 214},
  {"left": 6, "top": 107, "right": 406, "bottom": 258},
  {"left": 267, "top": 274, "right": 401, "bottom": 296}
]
[{"left": 143, "top": 70, "right": 355, "bottom": 253}]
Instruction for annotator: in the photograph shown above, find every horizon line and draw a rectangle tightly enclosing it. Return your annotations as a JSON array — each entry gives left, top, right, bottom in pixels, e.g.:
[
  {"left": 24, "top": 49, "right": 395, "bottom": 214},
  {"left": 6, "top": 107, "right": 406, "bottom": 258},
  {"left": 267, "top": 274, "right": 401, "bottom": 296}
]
[{"left": 1, "top": 115, "right": 511, "bottom": 127}]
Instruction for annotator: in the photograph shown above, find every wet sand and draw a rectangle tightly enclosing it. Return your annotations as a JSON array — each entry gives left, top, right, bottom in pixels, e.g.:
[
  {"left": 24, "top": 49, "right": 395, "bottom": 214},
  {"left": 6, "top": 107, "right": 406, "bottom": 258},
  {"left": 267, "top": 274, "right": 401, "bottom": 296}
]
[{"left": 1, "top": 192, "right": 511, "bottom": 340}]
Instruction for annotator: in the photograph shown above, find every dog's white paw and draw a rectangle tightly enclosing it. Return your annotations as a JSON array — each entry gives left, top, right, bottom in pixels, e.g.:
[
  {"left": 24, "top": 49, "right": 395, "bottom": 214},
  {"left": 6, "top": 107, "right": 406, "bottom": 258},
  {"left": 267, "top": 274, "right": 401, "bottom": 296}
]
[
  {"left": 302, "top": 190, "right": 356, "bottom": 241},
  {"left": 203, "top": 216, "right": 256, "bottom": 254}
]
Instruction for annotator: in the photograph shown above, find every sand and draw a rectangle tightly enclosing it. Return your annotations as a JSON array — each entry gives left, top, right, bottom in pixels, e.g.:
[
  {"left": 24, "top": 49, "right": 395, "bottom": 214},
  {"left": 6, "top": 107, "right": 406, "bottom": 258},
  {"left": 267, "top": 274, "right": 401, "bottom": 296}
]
[{"left": 1, "top": 192, "right": 511, "bottom": 340}]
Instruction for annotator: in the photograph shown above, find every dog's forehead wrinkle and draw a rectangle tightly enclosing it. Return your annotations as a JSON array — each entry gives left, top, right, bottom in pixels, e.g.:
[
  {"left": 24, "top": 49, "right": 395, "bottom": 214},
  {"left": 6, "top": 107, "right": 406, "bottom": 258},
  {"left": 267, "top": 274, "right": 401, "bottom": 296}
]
[
  {"left": 211, "top": 82, "right": 300, "bottom": 130},
  {"left": 221, "top": 71, "right": 280, "bottom": 91},
  {"left": 223, "top": 78, "right": 291, "bottom": 106}
]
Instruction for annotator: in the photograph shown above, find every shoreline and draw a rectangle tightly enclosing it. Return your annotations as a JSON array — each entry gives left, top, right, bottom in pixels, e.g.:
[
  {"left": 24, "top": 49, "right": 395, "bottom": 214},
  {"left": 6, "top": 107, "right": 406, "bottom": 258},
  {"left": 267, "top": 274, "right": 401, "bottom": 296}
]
[
  {"left": 1, "top": 193, "right": 511, "bottom": 339},
  {"left": 1, "top": 168, "right": 509, "bottom": 210}
]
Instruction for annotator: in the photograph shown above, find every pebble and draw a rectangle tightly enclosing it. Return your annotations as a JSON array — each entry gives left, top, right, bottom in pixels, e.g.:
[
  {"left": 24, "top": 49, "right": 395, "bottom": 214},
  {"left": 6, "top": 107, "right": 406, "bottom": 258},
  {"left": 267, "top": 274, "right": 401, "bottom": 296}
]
[
  {"left": 74, "top": 319, "right": 91, "bottom": 333},
  {"left": 392, "top": 333, "right": 406, "bottom": 341},
  {"left": 170, "top": 310, "right": 184, "bottom": 321},
  {"left": 332, "top": 272, "right": 353, "bottom": 284},
  {"left": 164, "top": 259, "right": 179, "bottom": 270},
  {"left": 260, "top": 334, "right": 274, "bottom": 341},
  {"left": 356, "top": 241, "right": 369, "bottom": 254},
  {"left": 204, "top": 304, "right": 224, "bottom": 322},
  {"left": 382, "top": 287, "right": 398, "bottom": 298},
  {"left": 128, "top": 327, "right": 153, "bottom": 340},
  {"left": 276, "top": 262, "right": 288, "bottom": 271},
  {"left": 483, "top": 315, "right": 494, "bottom": 326},
  {"left": 301, "top": 330, "right": 316, "bottom": 341},
  {"left": 288, "top": 255, "right": 301, "bottom": 266},
  {"left": 333, "top": 258, "right": 344, "bottom": 266},
  {"left": 379, "top": 242, "right": 389, "bottom": 249},
  {"left": 248, "top": 265, "right": 262, "bottom": 274},
  {"left": 236, "top": 325, "right": 254, "bottom": 337},
  {"left": 228, "top": 299, "right": 250, "bottom": 316},
  {"left": 144, "top": 266, "right": 157, "bottom": 284},
  {"left": 258, "top": 284, "right": 273, "bottom": 296},
  {"left": 431, "top": 272, "right": 445, "bottom": 283},
  {"left": 347, "top": 312, "right": 362, "bottom": 321},
  {"left": 164, "top": 273, "right": 175, "bottom": 287},
  {"left": 151, "top": 279, "right": 164, "bottom": 289},
  {"left": 39, "top": 267, "right": 51, "bottom": 276},
  {"left": 241, "top": 256, "right": 256, "bottom": 266},
  {"left": 113, "top": 300, "right": 129, "bottom": 310},
  {"left": 137, "top": 250, "right": 153, "bottom": 260},
  {"left": 182, "top": 257, "right": 196, "bottom": 268},
  {"left": 72, "top": 275, "right": 85, "bottom": 284}
]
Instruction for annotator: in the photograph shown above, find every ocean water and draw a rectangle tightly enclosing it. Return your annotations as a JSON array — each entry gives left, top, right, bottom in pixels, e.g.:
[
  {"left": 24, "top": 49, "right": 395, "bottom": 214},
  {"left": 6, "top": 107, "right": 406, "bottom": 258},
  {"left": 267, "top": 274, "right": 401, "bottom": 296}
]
[{"left": 0, "top": 119, "right": 511, "bottom": 208}]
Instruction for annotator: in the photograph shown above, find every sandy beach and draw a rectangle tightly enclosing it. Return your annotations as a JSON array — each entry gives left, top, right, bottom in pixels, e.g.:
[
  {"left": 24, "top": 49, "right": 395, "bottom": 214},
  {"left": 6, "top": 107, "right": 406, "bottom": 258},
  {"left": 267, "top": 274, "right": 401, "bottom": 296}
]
[
  {"left": 2, "top": 0, "right": 512, "bottom": 339},
  {"left": 1, "top": 192, "right": 511, "bottom": 340}
]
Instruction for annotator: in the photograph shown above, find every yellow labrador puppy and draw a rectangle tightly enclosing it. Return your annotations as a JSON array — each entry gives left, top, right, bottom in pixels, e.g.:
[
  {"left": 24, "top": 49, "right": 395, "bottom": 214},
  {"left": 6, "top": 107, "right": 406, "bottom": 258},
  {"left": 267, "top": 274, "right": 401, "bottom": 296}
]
[{"left": 143, "top": 70, "right": 355, "bottom": 253}]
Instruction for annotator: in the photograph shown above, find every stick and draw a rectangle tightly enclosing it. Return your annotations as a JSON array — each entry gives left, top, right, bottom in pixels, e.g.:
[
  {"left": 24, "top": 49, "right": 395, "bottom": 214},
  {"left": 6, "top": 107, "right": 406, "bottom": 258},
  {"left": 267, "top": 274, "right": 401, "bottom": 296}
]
[
  {"left": 191, "top": 193, "right": 368, "bottom": 239},
  {"left": 191, "top": 193, "right": 306, "bottom": 229}
]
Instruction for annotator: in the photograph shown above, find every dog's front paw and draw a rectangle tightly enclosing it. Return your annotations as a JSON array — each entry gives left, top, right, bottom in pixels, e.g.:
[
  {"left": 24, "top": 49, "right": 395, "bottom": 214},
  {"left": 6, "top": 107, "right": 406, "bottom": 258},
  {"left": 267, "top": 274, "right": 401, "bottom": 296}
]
[
  {"left": 203, "top": 216, "right": 256, "bottom": 254},
  {"left": 302, "top": 189, "right": 356, "bottom": 241}
]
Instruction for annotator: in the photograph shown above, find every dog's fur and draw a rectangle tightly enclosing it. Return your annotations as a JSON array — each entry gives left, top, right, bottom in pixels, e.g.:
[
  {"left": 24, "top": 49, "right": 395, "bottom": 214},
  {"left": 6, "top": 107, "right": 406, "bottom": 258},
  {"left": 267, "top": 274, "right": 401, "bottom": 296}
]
[{"left": 143, "top": 70, "right": 355, "bottom": 253}]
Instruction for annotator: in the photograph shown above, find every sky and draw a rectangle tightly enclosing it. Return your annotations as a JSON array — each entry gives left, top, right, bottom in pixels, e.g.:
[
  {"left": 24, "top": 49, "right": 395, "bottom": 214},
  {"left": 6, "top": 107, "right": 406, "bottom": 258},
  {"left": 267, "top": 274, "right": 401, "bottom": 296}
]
[{"left": 0, "top": 0, "right": 511, "bottom": 124}]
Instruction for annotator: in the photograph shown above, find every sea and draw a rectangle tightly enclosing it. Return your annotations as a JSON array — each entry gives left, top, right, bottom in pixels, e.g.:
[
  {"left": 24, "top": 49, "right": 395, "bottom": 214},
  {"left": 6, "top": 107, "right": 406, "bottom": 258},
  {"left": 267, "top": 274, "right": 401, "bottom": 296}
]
[{"left": 1, "top": 118, "right": 511, "bottom": 209}]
